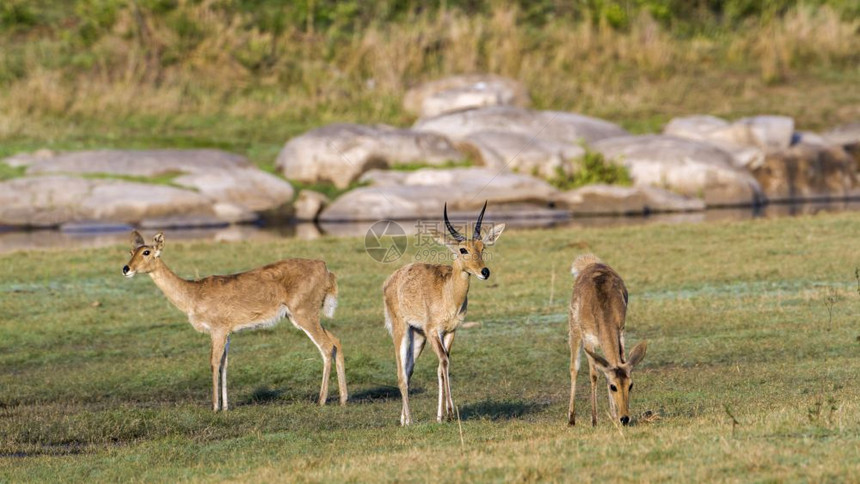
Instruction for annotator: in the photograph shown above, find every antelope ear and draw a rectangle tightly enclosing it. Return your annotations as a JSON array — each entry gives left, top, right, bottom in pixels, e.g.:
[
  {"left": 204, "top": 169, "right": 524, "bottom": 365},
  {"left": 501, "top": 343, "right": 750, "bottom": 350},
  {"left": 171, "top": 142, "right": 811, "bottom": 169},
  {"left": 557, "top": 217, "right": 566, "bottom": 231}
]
[
  {"left": 583, "top": 347, "right": 612, "bottom": 373},
  {"left": 627, "top": 341, "right": 647, "bottom": 367},
  {"left": 153, "top": 232, "right": 165, "bottom": 256},
  {"left": 482, "top": 223, "right": 505, "bottom": 245},
  {"left": 131, "top": 230, "right": 145, "bottom": 250},
  {"left": 434, "top": 234, "right": 462, "bottom": 255}
]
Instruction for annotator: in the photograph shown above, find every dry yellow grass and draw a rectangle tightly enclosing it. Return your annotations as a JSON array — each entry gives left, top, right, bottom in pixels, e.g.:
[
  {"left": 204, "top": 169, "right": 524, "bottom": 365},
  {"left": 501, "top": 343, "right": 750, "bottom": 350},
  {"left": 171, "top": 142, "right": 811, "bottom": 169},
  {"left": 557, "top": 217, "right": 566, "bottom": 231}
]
[{"left": 1, "top": 3, "right": 857, "bottom": 147}]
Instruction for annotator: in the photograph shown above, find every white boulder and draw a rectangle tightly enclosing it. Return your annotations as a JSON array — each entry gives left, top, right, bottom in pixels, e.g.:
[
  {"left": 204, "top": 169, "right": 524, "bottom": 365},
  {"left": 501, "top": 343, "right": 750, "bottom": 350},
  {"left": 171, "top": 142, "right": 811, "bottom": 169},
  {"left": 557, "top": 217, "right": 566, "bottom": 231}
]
[
  {"left": 591, "top": 135, "right": 764, "bottom": 206},
  {"left": 414, "top": 106, "right": 628, "bottom": 145},
  {"left": 403, "top": 74, "right": 530, "bottom": 118},
  {"left": 555, "top": 184, "right": 705, "bottom": 215},
  {"left": 275, "top": 123, "right": 464, "bottom": 188}
]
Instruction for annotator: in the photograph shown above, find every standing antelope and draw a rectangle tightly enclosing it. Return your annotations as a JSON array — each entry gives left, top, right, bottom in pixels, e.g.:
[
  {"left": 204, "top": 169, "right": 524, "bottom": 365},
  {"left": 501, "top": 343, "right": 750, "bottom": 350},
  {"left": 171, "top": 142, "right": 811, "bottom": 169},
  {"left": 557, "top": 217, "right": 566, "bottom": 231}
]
[
  {"left": 122, "top": 231, "right": 347, "bottom": 411},
  {"left": 384, "top": 202, "right": 505, "bottom": 426},
  {"left": 568, "top": 254, "right": 647, "bottom": 426}
]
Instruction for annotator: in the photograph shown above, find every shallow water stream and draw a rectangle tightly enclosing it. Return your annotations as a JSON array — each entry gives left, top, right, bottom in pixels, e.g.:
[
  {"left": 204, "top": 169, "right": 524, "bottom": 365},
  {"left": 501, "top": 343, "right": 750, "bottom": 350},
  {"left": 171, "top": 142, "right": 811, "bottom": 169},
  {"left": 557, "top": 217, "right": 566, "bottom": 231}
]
[{"left": 1, "top": 199, "right": 858, "bottom": 254}]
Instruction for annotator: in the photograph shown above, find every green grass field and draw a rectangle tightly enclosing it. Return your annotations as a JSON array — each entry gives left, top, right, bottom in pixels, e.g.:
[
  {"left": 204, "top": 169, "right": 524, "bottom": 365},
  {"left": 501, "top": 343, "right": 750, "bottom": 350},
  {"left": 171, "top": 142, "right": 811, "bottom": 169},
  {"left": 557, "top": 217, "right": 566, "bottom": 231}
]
[{"left": 1, "top": 212, "right": 858, "bottom": 481}]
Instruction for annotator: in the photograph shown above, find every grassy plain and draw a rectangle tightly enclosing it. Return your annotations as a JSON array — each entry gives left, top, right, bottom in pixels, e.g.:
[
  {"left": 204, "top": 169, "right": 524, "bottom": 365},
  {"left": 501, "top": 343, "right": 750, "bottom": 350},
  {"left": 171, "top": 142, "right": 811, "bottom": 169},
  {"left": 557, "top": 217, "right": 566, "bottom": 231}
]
[{"left": 1, "top": 211, "right": 859, "bottom": 482}]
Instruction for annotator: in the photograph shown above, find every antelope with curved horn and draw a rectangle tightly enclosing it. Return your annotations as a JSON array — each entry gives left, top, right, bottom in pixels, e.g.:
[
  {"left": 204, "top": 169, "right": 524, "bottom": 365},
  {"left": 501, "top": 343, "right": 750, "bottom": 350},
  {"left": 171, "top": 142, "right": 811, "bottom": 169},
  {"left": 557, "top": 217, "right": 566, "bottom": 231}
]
[
  {"left": 122, "top": 231, "right": 347, "bottom": 411},
  {"left": 383, "top": 202, "right": 505, "bottom": 425},
  {"left": 568, "top": 254, "right": 647, "bottom": 426}
]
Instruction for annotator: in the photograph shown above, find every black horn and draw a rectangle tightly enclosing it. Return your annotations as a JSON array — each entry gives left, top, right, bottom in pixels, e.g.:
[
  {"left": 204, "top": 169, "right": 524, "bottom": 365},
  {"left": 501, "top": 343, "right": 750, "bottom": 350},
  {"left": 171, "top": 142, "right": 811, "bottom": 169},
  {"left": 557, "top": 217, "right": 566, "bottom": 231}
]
[
  {"left": 443, "top": 203, "right": 466, "bottom": 242},
  {"left": 473, "top": 201, "right": 488, "bottom": 240}
]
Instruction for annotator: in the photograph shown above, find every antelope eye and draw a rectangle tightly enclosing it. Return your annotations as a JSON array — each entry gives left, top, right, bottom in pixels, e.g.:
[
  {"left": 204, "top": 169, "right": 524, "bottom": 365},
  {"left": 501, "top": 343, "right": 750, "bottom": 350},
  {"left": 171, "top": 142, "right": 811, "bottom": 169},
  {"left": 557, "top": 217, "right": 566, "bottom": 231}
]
[
  {"left": 609, "top": 384, "right": 618, "bottom": 392},
  {"left": 629, "top": 383, "right": 634, "bottom": 391},
  {"left": 143, "top": 250, "right": 150, "bottom": 256},
  {"left": 459, "top": 248, "right": 468, "bottom": 254}
]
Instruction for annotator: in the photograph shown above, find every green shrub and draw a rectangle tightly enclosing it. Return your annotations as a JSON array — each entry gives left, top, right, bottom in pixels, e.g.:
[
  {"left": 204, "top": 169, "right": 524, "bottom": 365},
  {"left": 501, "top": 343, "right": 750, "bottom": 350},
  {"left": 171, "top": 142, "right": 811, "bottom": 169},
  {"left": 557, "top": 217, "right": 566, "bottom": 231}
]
[
  {"left": 0, "top": 1, "right": 37, "bottom": 30},
  {"left": 549, "top": 150, "right": 632, "bottom": 190},
  {"left": 288, "top": 179, "right": 369, "bottom": 200},
  {"left": 389, "top": 159, "right": 474, "bottom": 172},
  {"left": 0, "top": 162, "right": 26, "bottom": 181}
]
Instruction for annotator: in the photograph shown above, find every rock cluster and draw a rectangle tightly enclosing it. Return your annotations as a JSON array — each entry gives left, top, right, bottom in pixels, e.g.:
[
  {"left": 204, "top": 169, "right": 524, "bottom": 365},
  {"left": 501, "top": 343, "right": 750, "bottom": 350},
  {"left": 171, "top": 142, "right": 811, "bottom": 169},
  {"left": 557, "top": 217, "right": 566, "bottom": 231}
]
[
  {"left": 3, "top": 75, "right": 858, "bottom": 228},
  {"left": 1, "top": 150, "right": 293, "bottom": 228}
]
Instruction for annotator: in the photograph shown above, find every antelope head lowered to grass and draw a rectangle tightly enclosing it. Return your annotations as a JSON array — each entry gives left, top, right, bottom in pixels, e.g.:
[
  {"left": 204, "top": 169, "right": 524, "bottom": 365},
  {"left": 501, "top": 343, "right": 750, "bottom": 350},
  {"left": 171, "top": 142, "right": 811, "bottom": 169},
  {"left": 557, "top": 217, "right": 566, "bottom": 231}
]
[
  {"left": 122, "top": 231, "right": 347, "bottom": 411},
  {"left": 568, "top": 254, "right": 647, "bottom": 427},
  {"left": 383, "top": 202, "right": 505, "bottom": 426}
]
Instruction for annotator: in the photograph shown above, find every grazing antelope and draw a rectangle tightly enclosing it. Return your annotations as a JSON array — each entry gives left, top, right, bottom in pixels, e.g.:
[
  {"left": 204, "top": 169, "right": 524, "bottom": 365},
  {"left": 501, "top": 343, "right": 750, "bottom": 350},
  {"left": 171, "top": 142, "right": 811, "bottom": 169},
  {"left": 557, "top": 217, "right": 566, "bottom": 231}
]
[
  {"left": 568, "top": 254, "right": 647, "bottom": 426},
  {"left": 122, "top": 231, "right": 347, "bottom": 411},
  {"left": 384, "top": 202, "right": 505, "bottom": 425}
]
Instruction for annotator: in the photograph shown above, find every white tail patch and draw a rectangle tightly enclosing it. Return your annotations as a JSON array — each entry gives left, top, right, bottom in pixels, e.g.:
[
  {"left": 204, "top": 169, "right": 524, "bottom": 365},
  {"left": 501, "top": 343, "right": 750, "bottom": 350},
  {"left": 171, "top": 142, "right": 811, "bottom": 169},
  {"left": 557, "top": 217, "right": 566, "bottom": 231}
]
[
  {"left": 384, "top": 305, "right": 393, "bottom": 335},
  {"left": 323, "top": 271, "right": 338, "bottom": 319},
  {"left": 323, "top": 293, "right": 337, "bottom": 318},
  {"left": 571, "top": 254, "right": 602, "bottom": 278}
]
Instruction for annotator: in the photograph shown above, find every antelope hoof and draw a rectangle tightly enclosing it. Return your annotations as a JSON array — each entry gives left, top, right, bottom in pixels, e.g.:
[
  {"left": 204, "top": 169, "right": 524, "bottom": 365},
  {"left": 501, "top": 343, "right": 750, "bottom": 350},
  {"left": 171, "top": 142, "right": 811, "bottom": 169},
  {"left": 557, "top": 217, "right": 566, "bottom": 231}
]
[{"left": 620, "top": 416, "right": 630, "bottom": 426}]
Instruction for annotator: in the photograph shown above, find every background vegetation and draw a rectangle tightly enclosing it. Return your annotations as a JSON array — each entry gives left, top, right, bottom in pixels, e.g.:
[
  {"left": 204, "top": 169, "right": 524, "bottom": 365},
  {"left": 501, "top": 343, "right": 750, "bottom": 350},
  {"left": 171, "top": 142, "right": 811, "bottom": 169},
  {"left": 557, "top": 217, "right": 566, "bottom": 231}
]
[
  {"left": 1, "top": 212, "right": 859, "bottom": 481},
  {"left": 1, "top": 0, "right": 858, "bottom": 172}
]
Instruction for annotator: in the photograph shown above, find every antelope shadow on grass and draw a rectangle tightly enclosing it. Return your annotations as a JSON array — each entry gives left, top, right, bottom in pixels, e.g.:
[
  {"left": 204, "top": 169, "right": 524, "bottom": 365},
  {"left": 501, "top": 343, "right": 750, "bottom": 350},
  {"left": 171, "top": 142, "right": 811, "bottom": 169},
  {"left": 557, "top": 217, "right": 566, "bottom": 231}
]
[
  {"left": 239, "top": 385, "right": 426, "bottom": 406},
  {"left": 240, "top": 386, "right": 325, "bottom": 406},
  {"left": 349, "top": 385, "right": 426, "bottom": 403},
  {"left": 459, "top": 399, "right": 546, "bottom": 421}
]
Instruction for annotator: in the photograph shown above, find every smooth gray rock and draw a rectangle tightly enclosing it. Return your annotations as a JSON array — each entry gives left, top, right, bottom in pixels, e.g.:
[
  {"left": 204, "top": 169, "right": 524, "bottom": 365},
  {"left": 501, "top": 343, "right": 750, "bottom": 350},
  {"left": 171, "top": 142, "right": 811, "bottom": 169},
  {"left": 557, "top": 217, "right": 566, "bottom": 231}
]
[
  {"left": 14, "top": 148, "right": 249, "bottom": 174},
  {"left": 358, "top": 169, "right": 409, "bottom": 186},
  {"left": 663, "top": 115, "right": 731, "bottom": 140},
  {"left": 275, "top": 123, "right": 464, "bottom": 188},
  {"left": 414, "top": 106, "right": 628, "bottom": 145},
  {"left": 823, "top": 123, "right": 860, "bottom": 147},
  {"left": 403, "top": 74, "right": 530, "bottom": 118},
  {"left": 591, "top": 135, "right": 764, "bottom": 206},
  {"left": 293, "top": 190, "right": 331, "bottom": 221},
  {"left": 8, "top": 149, "right": 294, "bottom": 214},
  {"left": 457, "top": 130, "right": 585, "bottom": 178},
  {"left": 320, "top": 168, "right": 560, "bottom": 221},
  {"left": 664, "top": 115, "right": 769, "bottom": 169},
  {"left": 555, "top": 184, "right": 705, "bottom": 215},
  {"left": 663, "top": 114, "right": 794, "bottom": 156},
  {"left": 735, "top": 115, "right": 795, "bottom": 151},
  {"left": 173, "top": 168, "right": 292, "bottom": 212},
  {"left": 793, "top": 131, "right": 828, "bottom": 146},
  {"left": 664, "top": 115, "right": 768, "bottom": 149},
  {"left": 0, "top": 176, "right": 241, "bottom": 227}
]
